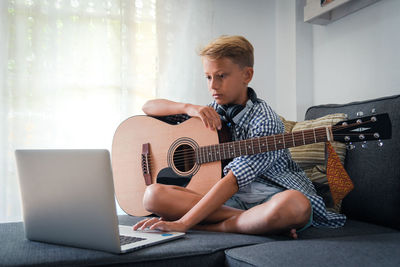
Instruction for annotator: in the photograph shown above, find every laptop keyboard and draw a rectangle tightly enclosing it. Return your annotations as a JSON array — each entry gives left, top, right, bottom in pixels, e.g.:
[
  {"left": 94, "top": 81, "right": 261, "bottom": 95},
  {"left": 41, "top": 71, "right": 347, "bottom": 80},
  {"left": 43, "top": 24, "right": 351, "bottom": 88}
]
[{"left": 119, "top": 235, "right": 146, "bottom": 246}]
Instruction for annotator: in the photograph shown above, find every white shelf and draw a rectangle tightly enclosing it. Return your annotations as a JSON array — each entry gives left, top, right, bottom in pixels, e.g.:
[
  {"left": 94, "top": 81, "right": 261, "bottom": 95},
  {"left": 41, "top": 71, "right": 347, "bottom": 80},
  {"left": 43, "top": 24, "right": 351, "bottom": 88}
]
[{"left": 304, "top": 0, "right": 381, "bottom": 25}]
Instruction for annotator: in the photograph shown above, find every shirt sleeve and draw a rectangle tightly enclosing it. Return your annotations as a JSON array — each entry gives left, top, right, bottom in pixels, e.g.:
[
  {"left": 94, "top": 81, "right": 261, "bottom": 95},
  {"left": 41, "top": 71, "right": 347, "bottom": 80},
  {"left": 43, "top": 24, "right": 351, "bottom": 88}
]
[{"left": 223, "top": 110, "right": 286, "bottom": 189}]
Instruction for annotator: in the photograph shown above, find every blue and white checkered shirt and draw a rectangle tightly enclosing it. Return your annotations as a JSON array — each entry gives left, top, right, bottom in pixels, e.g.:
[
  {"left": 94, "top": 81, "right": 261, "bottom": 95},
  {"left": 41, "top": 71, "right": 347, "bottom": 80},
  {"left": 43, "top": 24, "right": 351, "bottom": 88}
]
[{"left": 209, "top": 98, "right": 347, "bottom": 228}]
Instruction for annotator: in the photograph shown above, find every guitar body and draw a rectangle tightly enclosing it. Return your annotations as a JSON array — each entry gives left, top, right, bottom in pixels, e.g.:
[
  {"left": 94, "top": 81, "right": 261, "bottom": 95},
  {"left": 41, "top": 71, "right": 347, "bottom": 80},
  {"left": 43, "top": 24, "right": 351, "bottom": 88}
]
[{"left": 112, "top": 116, "right": 222, "bottom": 216}]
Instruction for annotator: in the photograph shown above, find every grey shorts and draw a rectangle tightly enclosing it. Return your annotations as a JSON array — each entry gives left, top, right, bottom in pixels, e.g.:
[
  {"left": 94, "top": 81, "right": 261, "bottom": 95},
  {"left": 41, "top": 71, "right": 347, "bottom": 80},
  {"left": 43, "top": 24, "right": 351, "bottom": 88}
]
[{"left": 224, "top": 185, "right": 284, "bottom": 210}]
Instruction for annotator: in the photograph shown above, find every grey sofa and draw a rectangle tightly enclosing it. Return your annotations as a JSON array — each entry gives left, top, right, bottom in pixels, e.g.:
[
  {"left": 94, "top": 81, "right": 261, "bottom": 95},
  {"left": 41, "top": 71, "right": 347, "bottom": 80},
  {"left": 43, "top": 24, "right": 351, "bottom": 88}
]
[{"left": 1, "top": 94, "right": 399, "bottom": 266}]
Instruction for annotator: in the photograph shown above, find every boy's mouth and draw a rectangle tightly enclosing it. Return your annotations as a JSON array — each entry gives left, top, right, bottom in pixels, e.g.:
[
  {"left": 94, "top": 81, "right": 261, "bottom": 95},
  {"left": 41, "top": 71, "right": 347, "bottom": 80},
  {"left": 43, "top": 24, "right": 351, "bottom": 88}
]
[{"left": 213, "top": 94, "right": 222, "bottom": 99}]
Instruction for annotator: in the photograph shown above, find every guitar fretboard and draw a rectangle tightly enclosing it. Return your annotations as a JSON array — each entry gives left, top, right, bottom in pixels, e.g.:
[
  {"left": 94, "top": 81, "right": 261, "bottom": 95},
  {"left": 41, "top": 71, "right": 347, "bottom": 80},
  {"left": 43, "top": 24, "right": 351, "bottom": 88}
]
[{"left": 196, "top": 126, "right": 331, "bottom": 164}]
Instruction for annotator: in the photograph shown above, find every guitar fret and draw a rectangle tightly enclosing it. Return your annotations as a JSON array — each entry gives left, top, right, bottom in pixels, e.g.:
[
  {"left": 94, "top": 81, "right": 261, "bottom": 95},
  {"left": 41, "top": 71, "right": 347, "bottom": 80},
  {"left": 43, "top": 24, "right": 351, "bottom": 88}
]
[
  {"left": 258, "top": 138, "right": 262, "bottom": 153},
  {"left": 213, "top": 144, "right": 217, "bottom": 161},
  {"left": 302, "top": 130, "right": 305, "bottom": 145},
  {"left": 282, "top": 134, "right": 286, "bottom": 149},
  {"left": 251, "top": 140, "right": 254, "bottom": 154},
  {"left": 223, "top": 143, "right": 227, "bottom": 160},
  {"left": 239, "top": 140, "right": 242, "bottom": 155},
  {"left": 273, "top": 135, "right": 277, "bottom": 150}
]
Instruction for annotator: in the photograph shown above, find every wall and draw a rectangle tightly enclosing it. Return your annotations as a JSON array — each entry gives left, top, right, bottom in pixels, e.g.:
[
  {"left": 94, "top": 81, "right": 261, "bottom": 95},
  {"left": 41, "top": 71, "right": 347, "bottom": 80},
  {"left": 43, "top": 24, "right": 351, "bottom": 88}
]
[
  {"left": 312, "top": 0, "right": 400, "bottom": 105},
  {"left": 275, "top": 0, "right": 314, "bottom": 121}
]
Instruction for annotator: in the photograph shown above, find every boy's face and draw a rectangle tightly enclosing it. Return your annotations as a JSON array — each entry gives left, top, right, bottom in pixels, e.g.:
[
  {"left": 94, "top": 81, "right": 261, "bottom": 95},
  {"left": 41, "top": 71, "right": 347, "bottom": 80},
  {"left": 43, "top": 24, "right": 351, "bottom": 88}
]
[{"left": 202, "top": 57, "right": 253, "bottom": 106}]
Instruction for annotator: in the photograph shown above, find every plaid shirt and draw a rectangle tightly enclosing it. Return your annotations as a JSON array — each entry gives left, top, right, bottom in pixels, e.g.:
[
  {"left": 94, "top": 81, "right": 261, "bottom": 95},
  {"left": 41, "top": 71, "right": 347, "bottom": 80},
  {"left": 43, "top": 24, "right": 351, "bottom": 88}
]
[{"left": 209, "top": 99, "right": 346, "bottom": 228}]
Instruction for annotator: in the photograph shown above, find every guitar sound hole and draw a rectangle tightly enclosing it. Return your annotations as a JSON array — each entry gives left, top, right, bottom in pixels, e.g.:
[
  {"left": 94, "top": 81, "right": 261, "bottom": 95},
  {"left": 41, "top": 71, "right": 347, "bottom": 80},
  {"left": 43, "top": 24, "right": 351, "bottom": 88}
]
[{"left": 173, "top": 144, "right": 195, "bottom": 173}]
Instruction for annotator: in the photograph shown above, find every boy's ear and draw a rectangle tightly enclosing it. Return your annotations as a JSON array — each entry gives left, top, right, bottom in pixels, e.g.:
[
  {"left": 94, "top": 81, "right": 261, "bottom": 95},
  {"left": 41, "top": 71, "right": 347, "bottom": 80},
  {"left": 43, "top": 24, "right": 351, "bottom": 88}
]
[{"left": 243, "top": 67, "right": 254, "bottom": 84}]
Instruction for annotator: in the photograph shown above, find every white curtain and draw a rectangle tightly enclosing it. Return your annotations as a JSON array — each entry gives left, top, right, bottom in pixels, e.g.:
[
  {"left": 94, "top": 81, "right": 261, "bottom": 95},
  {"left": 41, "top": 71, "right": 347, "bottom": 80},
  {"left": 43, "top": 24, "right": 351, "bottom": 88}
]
[{"left": 0, "top": 0, "right": 216, "bottom": 223}]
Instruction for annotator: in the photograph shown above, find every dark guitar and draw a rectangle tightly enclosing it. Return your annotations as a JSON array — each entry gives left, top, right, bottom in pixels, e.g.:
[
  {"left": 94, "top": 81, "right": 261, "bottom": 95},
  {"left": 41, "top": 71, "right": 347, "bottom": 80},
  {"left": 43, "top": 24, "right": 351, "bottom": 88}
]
[{"left": 111, "top": 113, "right": 391, "bottom": 216}]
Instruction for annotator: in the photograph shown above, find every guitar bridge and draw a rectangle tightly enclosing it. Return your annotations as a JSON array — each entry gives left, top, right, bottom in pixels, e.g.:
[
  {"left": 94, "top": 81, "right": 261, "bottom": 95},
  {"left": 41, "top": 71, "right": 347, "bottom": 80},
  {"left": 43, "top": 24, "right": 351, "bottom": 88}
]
[{"left": 141, "top": 143, "right": 152, "bottom": 185}]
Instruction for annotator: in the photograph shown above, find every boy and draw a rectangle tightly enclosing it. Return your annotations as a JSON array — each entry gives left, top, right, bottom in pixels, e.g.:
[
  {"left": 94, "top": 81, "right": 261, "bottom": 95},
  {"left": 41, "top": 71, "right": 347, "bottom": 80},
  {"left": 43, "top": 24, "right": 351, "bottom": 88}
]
[{"left": 133, "top": 36, "right": 346, "bottom": 237}]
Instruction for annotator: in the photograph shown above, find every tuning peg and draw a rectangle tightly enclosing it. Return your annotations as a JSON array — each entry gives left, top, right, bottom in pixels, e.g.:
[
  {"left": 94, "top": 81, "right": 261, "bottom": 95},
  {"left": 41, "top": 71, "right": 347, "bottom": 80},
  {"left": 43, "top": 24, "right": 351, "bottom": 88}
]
[
  {"left": 361, "top": 141, "right": 368, "bottom": 149},
  {"left": 371, "top": 108, "right": 376, "bottom": 114},
  {"left": 377, "top": 139, "right": 384, "bottom": 147},
  {"left": 356, "top": 111, "right": 364, "bottom": 117},
  {"left": 346, "top": 142, "right": 356, "bottom": 150}
]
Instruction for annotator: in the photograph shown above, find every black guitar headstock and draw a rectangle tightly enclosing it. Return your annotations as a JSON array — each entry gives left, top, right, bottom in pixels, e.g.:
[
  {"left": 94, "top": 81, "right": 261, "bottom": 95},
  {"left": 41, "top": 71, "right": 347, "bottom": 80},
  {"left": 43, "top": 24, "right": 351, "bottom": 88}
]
[{"left": 332, "top": 113, "right": 392, "bottom": 148}]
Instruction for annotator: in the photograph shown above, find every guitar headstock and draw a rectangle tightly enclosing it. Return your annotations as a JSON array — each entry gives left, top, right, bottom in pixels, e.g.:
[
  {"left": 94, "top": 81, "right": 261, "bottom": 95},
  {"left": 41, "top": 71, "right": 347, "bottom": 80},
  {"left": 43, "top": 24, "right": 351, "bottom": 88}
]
[{"left": 332, "top": 113, "right": 392, "bottom": 146}]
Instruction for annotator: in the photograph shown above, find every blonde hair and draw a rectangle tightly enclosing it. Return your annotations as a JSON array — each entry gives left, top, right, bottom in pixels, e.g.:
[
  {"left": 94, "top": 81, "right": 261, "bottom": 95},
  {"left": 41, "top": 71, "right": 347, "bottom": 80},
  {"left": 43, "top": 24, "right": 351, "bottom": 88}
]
[{"left": 199, "top": 35, "right": 254, "bottom": 68}]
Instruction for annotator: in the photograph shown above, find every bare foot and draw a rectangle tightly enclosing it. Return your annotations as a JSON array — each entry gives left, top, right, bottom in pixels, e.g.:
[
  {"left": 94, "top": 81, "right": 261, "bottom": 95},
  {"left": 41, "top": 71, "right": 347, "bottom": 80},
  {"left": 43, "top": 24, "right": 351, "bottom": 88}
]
[
  {"left": 194, "top": 223, "right": 298, "bottom": 240},
  {"left": 289, "top": 228, "right": 298, "bottom": 239}
]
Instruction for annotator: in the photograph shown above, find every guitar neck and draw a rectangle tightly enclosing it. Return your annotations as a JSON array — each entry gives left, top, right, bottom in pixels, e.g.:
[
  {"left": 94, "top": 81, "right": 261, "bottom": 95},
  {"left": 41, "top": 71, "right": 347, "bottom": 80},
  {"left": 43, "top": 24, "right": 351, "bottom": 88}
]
[{"left": 196, "top": 126, "right": 332, "bottom": 164}]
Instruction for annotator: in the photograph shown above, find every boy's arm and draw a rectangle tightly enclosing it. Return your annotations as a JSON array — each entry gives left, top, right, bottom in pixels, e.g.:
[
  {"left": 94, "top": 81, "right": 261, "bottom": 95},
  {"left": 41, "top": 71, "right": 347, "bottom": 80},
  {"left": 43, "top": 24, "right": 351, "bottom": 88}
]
[
  {"left": 142, "top": 99, "right": 190, "bottom": 116},
  {"left": 137, "top": 170, "right": 238, "bottom": 232},
  {"left": 142, "top": 99, "right": 222, "bottom": 130}
]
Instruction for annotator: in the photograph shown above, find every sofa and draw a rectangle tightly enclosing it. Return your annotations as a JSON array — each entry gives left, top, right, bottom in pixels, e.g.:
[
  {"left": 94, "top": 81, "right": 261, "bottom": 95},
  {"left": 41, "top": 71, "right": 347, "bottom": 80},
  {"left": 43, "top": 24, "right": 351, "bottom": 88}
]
[{"left": 1, "top": 94, "right": 399, "bottom": 266}]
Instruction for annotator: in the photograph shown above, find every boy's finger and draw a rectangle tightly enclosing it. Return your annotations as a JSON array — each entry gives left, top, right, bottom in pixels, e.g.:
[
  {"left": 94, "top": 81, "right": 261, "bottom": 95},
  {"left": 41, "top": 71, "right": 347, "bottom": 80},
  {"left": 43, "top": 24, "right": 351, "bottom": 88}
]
[
  {"left": 149, "top": 221, "right": 164, "bottom": 231},
  {"left": 139, "top": 217, "right": 160, "bottom": 230},
  {"left": 133, "top": 219, "right": 149, "bottom": 230}
]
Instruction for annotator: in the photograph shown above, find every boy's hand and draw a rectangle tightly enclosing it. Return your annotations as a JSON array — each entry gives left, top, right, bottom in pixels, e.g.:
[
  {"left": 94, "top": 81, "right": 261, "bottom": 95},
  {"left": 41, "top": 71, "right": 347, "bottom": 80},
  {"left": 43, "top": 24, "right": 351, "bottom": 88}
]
[
  {"left": 133, "top": 217, "right": 189, "bottom": 233},
  {"left": 186, "top": 104, "right": 222, "bottom": 131}
]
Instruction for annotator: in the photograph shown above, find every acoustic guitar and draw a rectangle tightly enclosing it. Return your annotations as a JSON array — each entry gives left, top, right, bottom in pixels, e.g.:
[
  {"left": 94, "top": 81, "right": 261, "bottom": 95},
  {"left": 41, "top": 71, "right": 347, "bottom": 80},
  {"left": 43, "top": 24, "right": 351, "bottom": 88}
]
[{"left": 111, "top": 113, "right": 391, "bottom": 216}]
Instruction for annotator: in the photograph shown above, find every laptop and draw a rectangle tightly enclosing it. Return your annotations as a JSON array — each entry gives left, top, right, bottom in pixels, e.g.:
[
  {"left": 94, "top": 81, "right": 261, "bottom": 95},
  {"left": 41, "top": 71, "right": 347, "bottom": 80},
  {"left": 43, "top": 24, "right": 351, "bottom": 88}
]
[{"left": 15, "top": 149, "right": 185, "bottom": 254}]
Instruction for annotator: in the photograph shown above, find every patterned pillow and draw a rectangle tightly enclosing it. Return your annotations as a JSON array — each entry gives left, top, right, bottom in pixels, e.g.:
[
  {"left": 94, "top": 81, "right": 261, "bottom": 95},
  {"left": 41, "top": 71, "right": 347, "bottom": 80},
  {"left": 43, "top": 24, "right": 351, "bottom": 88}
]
[{"left": 279, "top": 114, "right": 348, "bottom": 213}]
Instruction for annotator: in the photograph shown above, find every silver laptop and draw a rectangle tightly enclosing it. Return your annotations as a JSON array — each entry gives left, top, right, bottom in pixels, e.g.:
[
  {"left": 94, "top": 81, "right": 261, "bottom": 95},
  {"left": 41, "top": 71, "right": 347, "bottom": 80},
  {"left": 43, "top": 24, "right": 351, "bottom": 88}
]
[{"left": 15, "top": 149, "right": 185, "bottom": 254}]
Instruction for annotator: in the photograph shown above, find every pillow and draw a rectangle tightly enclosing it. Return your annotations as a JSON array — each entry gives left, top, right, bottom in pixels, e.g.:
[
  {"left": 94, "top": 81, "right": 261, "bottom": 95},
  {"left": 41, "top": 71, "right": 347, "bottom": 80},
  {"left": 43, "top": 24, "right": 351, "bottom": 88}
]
[{"left": 279, "top": 114, "right": 348, "bottom": 213}]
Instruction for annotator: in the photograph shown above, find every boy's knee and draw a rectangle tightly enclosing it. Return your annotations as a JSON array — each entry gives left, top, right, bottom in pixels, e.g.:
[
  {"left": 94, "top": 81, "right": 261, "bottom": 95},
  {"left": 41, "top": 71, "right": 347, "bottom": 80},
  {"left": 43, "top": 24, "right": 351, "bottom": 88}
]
[
  {"left": 271, "top": 190, "right": 311, "bottom": 225},
  {"left": 286, "top": 190, "right": 312, "bottom": 224},
  {"left": 143, "top": 184, "right": 166, "bottom": 213}
]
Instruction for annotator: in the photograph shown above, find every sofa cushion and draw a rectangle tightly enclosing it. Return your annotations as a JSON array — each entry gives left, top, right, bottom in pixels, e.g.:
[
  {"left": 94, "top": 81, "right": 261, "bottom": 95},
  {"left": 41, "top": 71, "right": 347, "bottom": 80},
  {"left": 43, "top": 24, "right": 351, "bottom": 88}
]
[
  {"left": 225, "top": 232, "right": 400, "bottom": 267},
  {"left": 0, "top": 215, "right": 281, "bottom": 267},
  {"left": 305, "top": 94, "right": 400, "bottom": 230},
  {"left": 298, "top": 219, "right": 397, "bottom": 240}
]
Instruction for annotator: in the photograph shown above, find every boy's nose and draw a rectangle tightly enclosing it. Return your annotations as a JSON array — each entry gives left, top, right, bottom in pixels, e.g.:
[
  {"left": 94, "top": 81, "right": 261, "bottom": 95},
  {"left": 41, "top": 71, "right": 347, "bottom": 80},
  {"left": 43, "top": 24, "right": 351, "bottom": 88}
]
[{"left": 210, "top": 78, "right": 221, "bottom": 90}]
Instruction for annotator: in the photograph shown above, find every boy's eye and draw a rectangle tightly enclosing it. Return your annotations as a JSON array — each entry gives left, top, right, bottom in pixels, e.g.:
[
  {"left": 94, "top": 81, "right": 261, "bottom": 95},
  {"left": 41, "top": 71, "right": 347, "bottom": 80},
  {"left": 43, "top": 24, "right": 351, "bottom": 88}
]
[{"left": 205, "top": 75, "right": 211, "bottom": 80}]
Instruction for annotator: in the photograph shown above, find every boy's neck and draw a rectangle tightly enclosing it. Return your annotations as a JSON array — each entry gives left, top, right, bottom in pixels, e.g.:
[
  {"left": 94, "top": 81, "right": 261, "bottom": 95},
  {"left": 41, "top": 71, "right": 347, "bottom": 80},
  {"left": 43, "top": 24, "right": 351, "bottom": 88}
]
[{"left": 236, "top": 87, "right": 249, "bottom": 106}]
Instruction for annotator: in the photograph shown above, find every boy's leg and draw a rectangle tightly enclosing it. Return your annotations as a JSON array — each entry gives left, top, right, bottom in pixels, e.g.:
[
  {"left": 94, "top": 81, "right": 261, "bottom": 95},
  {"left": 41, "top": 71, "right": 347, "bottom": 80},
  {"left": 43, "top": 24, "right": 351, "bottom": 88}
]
[
  {"left": 196, "top": 189, "right": 311, "bottom": 235},
  {"left": 143, "top": 183, "right": 244, "bottom": 223}
]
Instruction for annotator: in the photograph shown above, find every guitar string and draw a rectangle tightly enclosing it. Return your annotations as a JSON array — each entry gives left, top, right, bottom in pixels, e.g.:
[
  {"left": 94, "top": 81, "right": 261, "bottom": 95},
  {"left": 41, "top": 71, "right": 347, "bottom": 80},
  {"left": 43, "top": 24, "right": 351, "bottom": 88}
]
[
  {"left": 145, "top": 130, "right": 329, "bottom": 164},
  {"left": 147, "top": 132, "right": 376, "bottom": 164},
  {"left": 168, "top": 133, "right": 377, "bottom": 165},
  {"left": 143, "top": 119, "right": 377, "bottom": 165},
  {"left": 168, "top": 129, "right": 369, "bottom": 160},
  {"left": 143, "top": 132, "right": 377, "bottom": 167},
  {"left": 166, "top": 119, "right": 377, "bottom": 161},
  {"left": 140, "top": 119, "right": 379, "bottom": 171}
]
